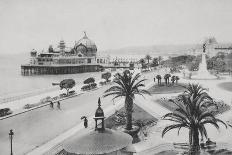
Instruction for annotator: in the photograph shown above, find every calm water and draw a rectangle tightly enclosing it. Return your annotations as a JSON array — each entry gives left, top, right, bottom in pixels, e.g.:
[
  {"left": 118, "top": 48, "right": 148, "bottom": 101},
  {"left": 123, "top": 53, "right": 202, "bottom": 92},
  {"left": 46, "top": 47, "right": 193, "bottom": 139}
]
[{"left": 0, "top": 54, "right": 102, "bottom": 98}]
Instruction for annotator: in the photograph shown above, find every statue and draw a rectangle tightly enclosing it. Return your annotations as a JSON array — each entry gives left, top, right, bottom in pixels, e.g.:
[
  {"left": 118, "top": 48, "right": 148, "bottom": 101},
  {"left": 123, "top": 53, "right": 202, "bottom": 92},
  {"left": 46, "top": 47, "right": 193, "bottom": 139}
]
[{"left": 203, "top": 43, "right": 206, "bottom": 53}]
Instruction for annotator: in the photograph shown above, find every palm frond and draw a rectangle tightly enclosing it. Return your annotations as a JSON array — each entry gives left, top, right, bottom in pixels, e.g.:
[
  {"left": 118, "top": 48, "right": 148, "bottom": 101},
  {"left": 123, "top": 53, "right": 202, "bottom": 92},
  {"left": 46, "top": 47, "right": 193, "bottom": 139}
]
[{"left": 162, "top": 124, "right": 188, "bottom": 137}]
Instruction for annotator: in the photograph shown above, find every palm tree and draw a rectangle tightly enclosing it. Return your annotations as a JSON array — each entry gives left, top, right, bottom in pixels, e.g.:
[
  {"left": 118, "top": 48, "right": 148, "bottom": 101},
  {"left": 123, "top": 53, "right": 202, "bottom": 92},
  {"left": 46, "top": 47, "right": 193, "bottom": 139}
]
[
  {"left": 162, "top": 86, "right": 227, "bottom": 152},
  {"left": 183, "top": 83, "right": 211, "bottom": 100},
  {"left": 139, "top": 58, "right": 146, "bottom": 69},
  {"left": 156, "top": 75, "right": 162, "bottom": 85},
  {"left": 103, "top": 70, "right": 150, "bottom": 130},
  {"left": 145, "top": 54, "right": 152, "bottom": 64},
  {"left": 171, "top": 75, "right": 176, "bottom": 84},
  {"left": 167, "top": 74, "right": 171, "bottom": 84},
  {"left": 164, "top": 74, "right": 168, "bottom": 85},
  {"left": 151, "top": 58, "right": 159, "bottom": 67},
  {"left": 158, "top": 56, "right": 163, "bottom": 65},
  {"left": 164, "top": 74, "right": 171, "bottom": 85}
]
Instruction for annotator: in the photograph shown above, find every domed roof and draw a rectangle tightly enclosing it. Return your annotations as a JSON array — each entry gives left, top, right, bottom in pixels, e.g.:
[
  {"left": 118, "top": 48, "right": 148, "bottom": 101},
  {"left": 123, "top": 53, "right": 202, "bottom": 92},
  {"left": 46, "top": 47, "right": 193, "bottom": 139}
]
[
  {"left": 75, "top": 32, "right": 97, "bottom": 51},
  {"left": 95, "top": 98, "right": 104, "bottom": 118},
  {"left": 63, "top": 128, "right": 132, "bottom": 154}
]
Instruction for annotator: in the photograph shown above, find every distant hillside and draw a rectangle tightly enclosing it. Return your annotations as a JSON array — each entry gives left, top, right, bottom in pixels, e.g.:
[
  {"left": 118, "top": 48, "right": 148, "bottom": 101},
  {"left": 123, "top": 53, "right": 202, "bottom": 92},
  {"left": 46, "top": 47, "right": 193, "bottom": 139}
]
[{"left": 100, "top": 44, "right": 201, "bottom": 57}]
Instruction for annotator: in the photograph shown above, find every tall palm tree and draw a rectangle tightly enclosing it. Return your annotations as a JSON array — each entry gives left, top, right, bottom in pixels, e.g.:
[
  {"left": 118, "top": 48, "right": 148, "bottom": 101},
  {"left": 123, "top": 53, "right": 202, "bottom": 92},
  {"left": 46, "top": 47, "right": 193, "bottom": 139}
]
[
  {"left": 164, "top": 74, "right": 171, "bottom": 85},
  {"left": 156, "top": 75, "right": 162, "bottom": 85},
  {"left": 145, "top": 54, "right": 152, "bottom": 64},
  {"left": 164, "top": 74, "right": 168, "bottom": 85},
  {"left": 103, "top": 70, "right": 150, "bottom": 130},
  {"left": 167, "top": 74, "right": 171, "bottom": 84},
  {"left": 162, "top": 91, "right": 227, "bottom": 152},
  {"left": 139, "top": 58, "right": 146, "bottom": 69},
  {"left": 158, "top": 56, "right": 163, "bottom": 65}
]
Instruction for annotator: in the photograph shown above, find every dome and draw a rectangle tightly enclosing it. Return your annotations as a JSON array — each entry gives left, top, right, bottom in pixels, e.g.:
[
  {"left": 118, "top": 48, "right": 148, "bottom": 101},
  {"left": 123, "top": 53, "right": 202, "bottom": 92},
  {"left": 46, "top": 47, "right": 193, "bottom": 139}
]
[
  {"left": 75, "top": 32, "right": 97, "bottom": 52},
  {"left": 95, "top": 98, "right": 104, "bottom": 118},
  {"left": 63, "top": 128, "right": 132, "bottom": 154}
]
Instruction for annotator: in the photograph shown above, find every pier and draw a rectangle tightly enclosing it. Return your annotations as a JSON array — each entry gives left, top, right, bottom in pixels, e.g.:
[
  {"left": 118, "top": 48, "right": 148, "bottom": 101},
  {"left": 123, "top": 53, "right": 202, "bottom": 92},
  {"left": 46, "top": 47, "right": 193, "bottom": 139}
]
[{"left": 21, "top": 64, "right": 103, "bottom": 75}]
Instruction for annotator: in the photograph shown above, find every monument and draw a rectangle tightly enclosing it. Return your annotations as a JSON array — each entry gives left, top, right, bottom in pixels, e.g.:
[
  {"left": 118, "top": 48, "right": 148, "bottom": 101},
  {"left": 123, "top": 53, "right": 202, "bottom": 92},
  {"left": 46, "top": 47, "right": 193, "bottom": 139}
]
[{"left": 191, "top": 43, "right": 217, "bottom": 80}]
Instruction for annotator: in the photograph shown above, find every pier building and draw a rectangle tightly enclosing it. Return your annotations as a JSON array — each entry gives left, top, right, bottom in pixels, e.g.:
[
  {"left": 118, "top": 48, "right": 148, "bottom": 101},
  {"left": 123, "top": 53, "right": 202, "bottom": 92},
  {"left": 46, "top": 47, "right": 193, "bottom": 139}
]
[{"left": 21, "top": 33, "right": 110, "bottom": 75}]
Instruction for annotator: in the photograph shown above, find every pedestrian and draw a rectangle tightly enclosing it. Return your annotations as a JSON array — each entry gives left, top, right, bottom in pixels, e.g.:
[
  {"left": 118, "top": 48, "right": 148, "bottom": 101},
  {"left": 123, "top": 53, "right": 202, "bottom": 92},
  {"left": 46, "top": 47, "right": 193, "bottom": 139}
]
[
  {"left": 154, "top": 77, "right": 156, "bottom": 82},
  {"left": 50, "top": 101, "right": 54, "bottom": 109},
  {"left": 57, "top": 101, "right": 61, "bottom": 109},
  {"left": 84, "top": 118, "right": 88, "bottom": 128}
]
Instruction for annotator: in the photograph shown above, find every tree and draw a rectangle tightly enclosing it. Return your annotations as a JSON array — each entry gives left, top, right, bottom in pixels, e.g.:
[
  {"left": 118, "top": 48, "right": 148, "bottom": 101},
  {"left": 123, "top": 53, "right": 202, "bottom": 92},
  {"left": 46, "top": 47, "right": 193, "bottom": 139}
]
[
  {"left": 104, "top": 70, "right": 150, "bottom": 130},
  {"left": 145, "top": 54, "right": 152, "bottom": 64},
  {"left": 156, "top": 75, "right": 162, "bottom": 85},
  {"left": 151, "top": 58, "right": 159, "bottom": 67},
  {"left": 175, "top": 76, "right": 180, "bottom": 84},
  {"left": 101, "top": 72, "right": 112, "bottom": 82},
  {"left": 164, "top": 74, "right": 171, "bottom": 85},
  {"left": 84, "top": 77, "right": 95, "bottom": 84},
  {"left": 162, "top": 93, "right": 227, "bottom": 153},
  {"left": 183, "top": 83, "right": 211, "bottom": 100},
  {"left": 139, "top": 58, "right": 146, "bottom": 69},
  {"left": 158, "top": 56, "right": 163, "bottom": 65},
  {"left": 59, "top": 79, "right": 76, "bottom": 95}
]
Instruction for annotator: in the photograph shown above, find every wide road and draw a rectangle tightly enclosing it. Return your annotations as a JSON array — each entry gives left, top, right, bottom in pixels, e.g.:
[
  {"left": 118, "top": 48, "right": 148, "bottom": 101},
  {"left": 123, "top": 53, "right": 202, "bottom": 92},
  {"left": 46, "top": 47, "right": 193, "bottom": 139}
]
[
  {"left": 0, "top": 70, "right": 155, "bottom": 155},
  {"left": 0, "top": 85, "right": 115, "bottom": 155}
]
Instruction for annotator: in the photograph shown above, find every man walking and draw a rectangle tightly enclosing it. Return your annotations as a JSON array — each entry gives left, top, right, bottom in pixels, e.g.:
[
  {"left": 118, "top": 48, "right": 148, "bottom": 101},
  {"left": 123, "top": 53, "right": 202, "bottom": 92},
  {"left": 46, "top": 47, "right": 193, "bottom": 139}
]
[
  {"left": 50, "top": 101, "right": 54, "bottom": 109},
  {"left": 57, "top": 101, "right": 61, "bottom": 109}
]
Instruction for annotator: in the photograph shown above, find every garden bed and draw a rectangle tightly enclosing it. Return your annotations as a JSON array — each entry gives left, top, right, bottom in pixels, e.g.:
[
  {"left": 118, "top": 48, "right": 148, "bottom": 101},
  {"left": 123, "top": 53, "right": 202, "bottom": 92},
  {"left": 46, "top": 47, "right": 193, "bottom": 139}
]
[
  {"left": 104, "top": 104, "right": 158, "bottom": 143},
  {"left": 154, "top": 97, "right": 230, "bottom": 115},
  {"left": 218, "top": 82, "right": 232, "bottom": 92},
  {"left": 148, "top": 83, "right": 188, "bottom": 94}
]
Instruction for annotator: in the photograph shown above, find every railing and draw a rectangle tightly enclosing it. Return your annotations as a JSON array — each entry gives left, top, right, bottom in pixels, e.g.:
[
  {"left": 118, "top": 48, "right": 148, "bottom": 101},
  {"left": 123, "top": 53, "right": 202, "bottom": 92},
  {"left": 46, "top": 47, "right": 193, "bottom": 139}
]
[{"left": 0, "top": 87, "right": 57, "bottom": 104}]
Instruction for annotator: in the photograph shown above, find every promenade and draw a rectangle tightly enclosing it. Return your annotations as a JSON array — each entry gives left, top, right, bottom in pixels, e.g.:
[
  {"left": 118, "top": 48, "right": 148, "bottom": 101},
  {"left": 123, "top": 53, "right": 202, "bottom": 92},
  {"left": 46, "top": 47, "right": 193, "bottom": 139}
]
[
  {"left": 1, "top": 69, "right": 231, "bottom": 155},
  {"left": 0, "top": 85, "right": 115, "bottom": 155}
]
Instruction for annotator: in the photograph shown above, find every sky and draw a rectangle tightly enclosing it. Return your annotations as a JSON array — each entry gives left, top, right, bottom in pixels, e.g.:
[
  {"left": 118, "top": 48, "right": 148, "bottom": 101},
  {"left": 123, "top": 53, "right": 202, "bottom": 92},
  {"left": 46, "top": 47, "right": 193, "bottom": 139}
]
[{"left": 0, "top": 0, "right": 232, "bottom": 55}]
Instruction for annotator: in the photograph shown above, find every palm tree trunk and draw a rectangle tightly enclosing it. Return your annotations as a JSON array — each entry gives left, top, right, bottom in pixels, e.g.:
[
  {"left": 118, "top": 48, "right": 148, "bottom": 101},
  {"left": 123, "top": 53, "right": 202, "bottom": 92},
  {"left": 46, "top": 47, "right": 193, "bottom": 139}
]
[
  {"left": 189, "top": 129, "right": 192, "bottom": 145},
  {"left": 190, "top": 127, "right": 200, "bottom": 152},
  {"left": 125, "top": 97, "right": 133, "bottom": 130}
]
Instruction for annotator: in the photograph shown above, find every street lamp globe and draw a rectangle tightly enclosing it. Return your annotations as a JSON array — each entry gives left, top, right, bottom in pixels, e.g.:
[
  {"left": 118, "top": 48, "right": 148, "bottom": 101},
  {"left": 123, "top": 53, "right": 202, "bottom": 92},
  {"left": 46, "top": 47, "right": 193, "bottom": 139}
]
[{"left": 9, "top": 129, "right": 14, "bottom": 139}]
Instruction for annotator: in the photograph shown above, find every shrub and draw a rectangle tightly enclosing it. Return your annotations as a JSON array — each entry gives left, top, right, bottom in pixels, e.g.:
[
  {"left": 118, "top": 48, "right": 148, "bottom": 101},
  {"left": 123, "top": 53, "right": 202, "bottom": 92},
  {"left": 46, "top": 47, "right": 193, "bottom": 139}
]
[
  {"left": 91, "top": 83, "right": 97, "bottom": 88},
  {"left": 81, "top": 83, "right": 97, "bottom": 91},
  {"left": 99, "top": 81, "right": 107, "bottom": 86},
  {"left": 69, "top": 90, "right": 76, "bottom": 95},
  {"left": 0, "top": 108, "right": 12, "bottom": 117},
  {"left": 81, "top": 85, "right": 89, "bottom": 91}
]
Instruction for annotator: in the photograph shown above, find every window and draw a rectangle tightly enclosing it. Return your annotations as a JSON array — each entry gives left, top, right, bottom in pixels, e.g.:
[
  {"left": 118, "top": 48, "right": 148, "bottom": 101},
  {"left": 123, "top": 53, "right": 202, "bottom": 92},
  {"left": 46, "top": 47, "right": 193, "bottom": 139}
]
[{"left": 88, "top": 59, "right": 91, "bottom": 63}]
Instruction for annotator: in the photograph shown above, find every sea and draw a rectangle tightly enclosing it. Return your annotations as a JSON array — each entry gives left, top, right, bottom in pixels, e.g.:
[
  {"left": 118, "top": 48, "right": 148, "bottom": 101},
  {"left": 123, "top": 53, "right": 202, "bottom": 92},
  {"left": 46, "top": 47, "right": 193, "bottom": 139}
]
[{"left": 0, "top": 54, "right": 103, "bottom": 100}]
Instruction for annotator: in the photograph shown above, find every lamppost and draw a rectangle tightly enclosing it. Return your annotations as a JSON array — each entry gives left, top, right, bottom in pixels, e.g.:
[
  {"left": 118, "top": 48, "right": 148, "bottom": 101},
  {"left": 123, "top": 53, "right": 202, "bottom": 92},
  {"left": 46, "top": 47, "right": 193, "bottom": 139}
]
[{"left": 9, "top": 129, "right": 14, "bottom": 155}]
